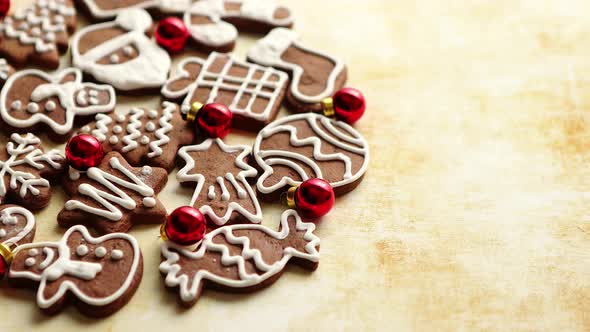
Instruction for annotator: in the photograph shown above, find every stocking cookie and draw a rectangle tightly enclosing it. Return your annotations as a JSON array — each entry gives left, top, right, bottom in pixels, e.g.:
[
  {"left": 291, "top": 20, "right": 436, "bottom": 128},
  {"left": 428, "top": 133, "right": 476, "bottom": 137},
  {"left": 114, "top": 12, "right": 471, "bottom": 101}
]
[
  {"left": 253, "top": 113, "right": 369, "bottom": 201},
  {"left": 0, "top": 205, "right": 36, "bottom": 246},
  {"left": 79, "top": 0, "right": 190, "bottom": 21},
  {"left": 79, "top": 101, "right": 194, "bottom": 172},
  {"left": 160, "top": 209, "right": 319, "bottom": 306},
  {"left": 8, "top": 225, "right": 143, "bottom": 317},
  {"left": 0, "top": 133, "right": 65, "bottom": 210},
  {"left": 0, "top": 68, "right": 116, "bottom": 142},
  {"left": 0, "top": 0, "right": 76, "bottom": 69},
  {"left": 177, "top": 138, "right": 262, "bottom": 226},
  {"left": 71, "top": 8, "right": 172, "bottom": 93},
  {"left": 247, "top": 28, "right": 347, "bottom": 113},
  {"left": 58, "top": 151, "right": 168, "bottom": 234},
  {"left": 184, "top": 0, "right": 293, "bottom": 52},
  {"left": 162, "top": 52, "right": 288, "bottom": 131}
]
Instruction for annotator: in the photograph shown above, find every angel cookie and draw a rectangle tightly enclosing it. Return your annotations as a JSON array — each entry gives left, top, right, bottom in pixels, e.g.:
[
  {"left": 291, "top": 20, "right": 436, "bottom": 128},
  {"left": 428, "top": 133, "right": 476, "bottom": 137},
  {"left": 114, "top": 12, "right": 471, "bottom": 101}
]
[
  {"left": 160, "top": 209, "right": 319, "bottom": 306},
  {"left": 184, "top": 0, "right": 293, "bottom": 52},
  {"left": 162, "top": 52, "right": 288, "bottom": 131},
  {"left": 71, "top": 8, "right": 171, "bottom": 93},
  {"left": 79, "top": 0, "right": 190, "bottom": 21},
  {"left": 0, "top": 205, "right": 36, "bottom": 247},
  {"left": 58, "top": 152, "right": 168, "bottom": 234},
  {"left": 79, "top": 102, "right": 194, "bottom": 172},
  {"left": 8, "top": 225, "right": 143, "bottom": 317},
  {"left": 248, "top": 28, "right": 347, "bottom": 114},
  {"left": 253, "top": 113, "right": 369, "bottom": 201},
  {"left": 0, "top": 0, "right": 76, "bottom": 69},
  {"left": 0, "top": 68, "right": 116, "bottom": 142}
]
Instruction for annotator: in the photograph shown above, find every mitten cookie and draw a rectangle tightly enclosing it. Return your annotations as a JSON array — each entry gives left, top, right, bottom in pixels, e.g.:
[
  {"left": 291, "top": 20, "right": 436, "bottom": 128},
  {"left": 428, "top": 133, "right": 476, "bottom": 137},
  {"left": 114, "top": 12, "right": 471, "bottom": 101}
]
[
  {"left": 177, "top": 138, "right": 262, "bottom": 226},
  {"left": 0, "top": 0, "right": 76, "bottom": 69},
  {"left": 58, "top": 151, "right": 168, "bottom": 234},
  {"left": 160, "top": 209, "right": 319, "bottom": 307},
  {"left": 71, "top": 8, "right": 171, "bottom": 93},
  {"left": 253, "top": 113, "right": 369, "bottom": 201},
  {"left": 162, "top": 52, "right": 288, "bottom": 131},
  {"left": 247, "top": 28, "right": 347, "bottom": 114},
  {"left": 0, "top": 68, "right": 116, "bottom": 142},
  {"left": 8, "top": 225, "right": 143, "bottom": 317},
  {"left": 0, "top": 133, "right": 65, "bottom": 210},
  {"left": 184, "top": 0, "right": 293, "bottom": 52},
  {"left": 79, "top": 101, "right": 194, "bottom": 172},
  {"left": 0, "top": 205, "right": 36, "bottom": 246},
  {"left": 79, "top": 0, "right": 190, "bottom": 21}
]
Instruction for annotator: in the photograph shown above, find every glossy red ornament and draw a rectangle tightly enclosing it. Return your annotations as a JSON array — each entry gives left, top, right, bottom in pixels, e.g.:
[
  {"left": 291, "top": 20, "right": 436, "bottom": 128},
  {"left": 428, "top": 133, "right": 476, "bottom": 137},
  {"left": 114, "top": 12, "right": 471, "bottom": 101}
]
[
  {"left": 65, "top": 134, "right": 105, "bottom": 170},
  {"left": 197, "top": 103, "right": 233, "bottom": 139},
  {"left": 0, "top": 0, "right": 9, "bottom": 19},
  {"left": 333, "top": 87, "right": 366, "bottom": 124},
  {"left": 155, "top": 17, "right": 189, "bottom": 53},
  {"left": 0, "top": 255, "right": 6, "bottom": 279},
  {"left": 294, "top": 178, "right": 335, "bottom": 219},
  {"left": 164, "top": 206, "right": 206, "bottom": 246}
]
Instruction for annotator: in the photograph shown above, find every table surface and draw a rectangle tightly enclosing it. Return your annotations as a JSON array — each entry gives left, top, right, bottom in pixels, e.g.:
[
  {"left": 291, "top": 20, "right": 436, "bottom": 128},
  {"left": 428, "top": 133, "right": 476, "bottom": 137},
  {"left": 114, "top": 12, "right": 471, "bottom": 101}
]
[{"left": 3, "top": 0, "right": 590, "bottom": 331}]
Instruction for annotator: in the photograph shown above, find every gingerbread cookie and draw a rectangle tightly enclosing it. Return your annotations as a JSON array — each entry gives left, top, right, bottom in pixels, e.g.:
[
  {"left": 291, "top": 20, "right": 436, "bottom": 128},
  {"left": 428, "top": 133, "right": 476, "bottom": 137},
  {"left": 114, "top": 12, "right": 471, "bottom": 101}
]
[
  {"left": 162, "top": 52, "right": 288, "bottom": 131},
  {"left": 160, "top": 209, "right": 319, "bottom": 306},
  {"left": 8, "top": 225, "right": 143, "bottom": 317},
  {"left": 58, "top": 152, "right": 168, "bottom": 234},
  {"left": 247, "top": 28, "right": 347, "bottom": 113},
  {"left": 253, "top": 113, "right": 369, "bottom": 201},
  {"left": 79, "top": 101, "right": 194, "bottom": 172},
  {"left": 177, "top": 138, "right": 262, "bottom": 227},
  {"left": 0, "top": 133, "right": 65, "bottom": 210},
  {"left": 79, "top": 0, "right": 190, "bottom": 21},
  {"left": 71, "top": 8, "right": 172, "bottom": 93},
  {"left": 0, "top": 0, "right": 76, "bottom": 69},
  {"left": 0, "top": 68, "right": 116, "bottom": 142},
  {"left": 184, "top": 0, "right": 293, "bottom": 52},
  {"left": 0, "top": 205, "right": 36, "bottom": 246}
]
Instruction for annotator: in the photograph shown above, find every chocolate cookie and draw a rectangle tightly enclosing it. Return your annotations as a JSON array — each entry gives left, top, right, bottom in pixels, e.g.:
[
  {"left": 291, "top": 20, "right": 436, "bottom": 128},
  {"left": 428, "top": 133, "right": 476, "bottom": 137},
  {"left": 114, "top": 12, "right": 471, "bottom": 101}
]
[
  {"left": 184, "top": 0, "right": 293, "bottom": 52},
  {"left": 0, "top": 68, "right": 116, "bottom": 142},
  {"left": 252, "top": 113, "right": 369, "bottom": 201},
  {"left": 0, "top": 205, "right": 36, "bottom": 246},
  {"left": 162, "top": 52, "right": 288, "bottom": 131},
  {"left": 79, "top": 101, "right": 194, "bottom": 172},
  {"left": 177, "top": 138, "right": 262, "bottom": 227},
  {"left": 0, "top": 133, "right": 65, "bottom": 210},
  {"left": 247, "top": 28, "right": 347, "bottom": 114},
  {"left": 58, "top": 151, "right": 168, "bottom": 234},
  {"left": 71, "top": 8, "right": 172, "bottom": 93},
  {"left": 0, "top": 0, "right": 76, "bottom": 69},
  {"left": 78, "top": 0, "right": 190, "bottom": 21},
  {"left": 8, "top": 225, "right": 143, "bottom": 317},
  {"left": 160, "top": 209, "right": 319, "bottom": 307}
]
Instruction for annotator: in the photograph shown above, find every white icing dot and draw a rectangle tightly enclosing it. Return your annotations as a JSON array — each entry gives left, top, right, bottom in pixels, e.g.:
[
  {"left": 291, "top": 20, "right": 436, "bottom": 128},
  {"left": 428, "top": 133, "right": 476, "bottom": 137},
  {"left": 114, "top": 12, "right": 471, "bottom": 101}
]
[
  {"left": 0, "top": 229, "right": 6, "bottom": 238},
  {"left": 140, "top": 136, "right": 150, "bottom": 145},
  {"left": 148, "top": 110, "right": 158, "bottom": 119},
  {"left": 95, "top": 246, "right": 107, "bottom": 258},
  {"left": 80, "top": 125, "right": 90, "bottom": 133},
  {"left": 44, "top": 32, "right": 55, "bottom": 42},
  {"left": 111, "top": 250, "right": 124, "bottom": 260},
  {"left": 30, "top": 27, "right": 41, "bottom": 37},
  {"left": 109, "top": 136, "right": 119, "bottom": 145},
  {"left": 89, "top": 97, "right": 99, "bottom": 105},
  {"left": 181, "top": 104, "right": 191, "bottom": 113},
  {"left": 10, "top": 100, "right": 21, "bottom": 111},
  {"left": 89, "top": 90, "right": 99, "bottom": 97},
  {"left": 143, "top": 197, "right": 156, "bottom": 207},
  {"left": 76, "top": 244, "right": 89, "bottom": 256},
  {"left": 110, "top": 54, "right": 120, "bottom": 64},
  {"left": 141, "top": 166, "right": 152, "bottom": 175},
  {"left": 116, "top": 114, "right": 126, "bottom": 123},
  {"left": 145, "top": 122, "right": 156, "bottom": 132},
  {"left": 25, "top": 257, "right": 36, "bottom": 267},
  {"left": 112, "top": 125, "right": 123, "bottom": 134},
  {"left": 27, "top": 102, "right": 39, "bottom": 113},
  {"left": 28, "top": 249, "right": 38, "bottom": 256},
  {"left": 69, "top": 167, "right": 81, "bottom": 180},
  {"left": 123, "top": 46, "right": 134, "bottom": 56},
  {"left": 45, "top": 100, "right": 57, "bottom": 111}
]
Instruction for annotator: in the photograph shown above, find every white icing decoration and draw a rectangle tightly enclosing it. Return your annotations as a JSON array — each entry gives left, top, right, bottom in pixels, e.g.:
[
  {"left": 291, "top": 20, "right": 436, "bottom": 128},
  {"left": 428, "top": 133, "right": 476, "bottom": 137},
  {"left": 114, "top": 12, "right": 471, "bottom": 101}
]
[
  {"left": 162, "top": 53, "right": 287, "bottom": 123},
  {"left": 0, "top": 206, "right": 36, "bottom": 245},
  {"left": 69, "top": 167, "right": 81, "bottom": 180},
  {"left": 25, "top": 257, "right": 36, "bottom": 267},
  {"left": 207, "top": 185, "right": 215, "bottom": 200},
  {"left": 71, "top": 9, "right": 171, "bottom": 91},
  {"left": 116, "top": 114, "right": 125, "bottom": 123},
  {"left": 123, "top": 45, "right": 135, "bottom": 56},
  {"left": 141, "top": 166, "right": 152, "bottom": 175},
  {"left": 76, "top": 245, "right": 89, "bottom": 256},
  {"left": 111, "top": 249, "right": 124, "bottom": 260},
  {"left": 142, "top": 197, "right": 156, "bottom": 208},
  {"left": 147, "top": 110, "right": 158, "bottom": 119},
  {"left": 247, "top": 28, "right": 345, "bottom": 103},
  {"left": 0, "top": 229, "right": 5, "bottom": 237},
  {"left": 95, "top": 246, "right": 107, "bottom": 258},
  {"left": 45, "top": 100, "right": 56, "bottom": 111},
  {"left": 27, "top": 102, "right": 40, "bottom": 113},
  {"left": 110, "top": 53, "right": 120, "bottom": 64},
  {"left": 38, "top": 247, "right": 54, "bottom": 270},
  {"left": 147, "top": 102, "right": 175, "bottom": 158},
  {"left": 0, "top": 68, "right": 116, "bottom": 135},
  {"left": 91, "top": 114, "right": 112, "bottom": 142},
  {"left": 140, "top": 136, "right": 150, "bottom": 145},
  {"left": 145, "top": 122, "right": 156, "bottom": 132},
  {"left": 109, "top": 136, "right": 119, "bottom": 145},
  {"left": 82, "top": 0, "right": 190, "bottom": 19},
  {"left": 11, "top": 100, "right": 21, "bottom": 111},
  {"left": 159, "top": 209, "right": 318, "bottom": 303},
  {"left": 252, "top": 113, "right": 370, "bottom": 194},
  {"left": 89, "top": 89, "right": 99, "bottom": 97},
  {"left": 0, "top": 58, "right": 10, "bottom": 81},
  {"left": 64, "top": 156, "right": 155, "bottom": 221},
  {"left": 177, "top": 138, "right": 262, "bottom": 226},
  {"left": 10, "top": 225, "right": 141, "bottom": 309},
  {"left": 28, "top": 248, "right": 38, "bottom": 256},
  {"left": 121, "top": 108, "right": 143, "bottom": 152},
  {"left": 80, "top": 126, "right": 91, "bottom": 132},
  {"left": 113, "top": 125, "right": 123, "bottom": 134}
]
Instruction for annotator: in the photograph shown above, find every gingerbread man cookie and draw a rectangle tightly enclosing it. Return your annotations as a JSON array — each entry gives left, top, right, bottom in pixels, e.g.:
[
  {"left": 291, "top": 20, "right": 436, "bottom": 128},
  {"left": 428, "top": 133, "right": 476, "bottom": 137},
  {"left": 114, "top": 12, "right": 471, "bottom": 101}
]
[
  {"left": 9, "top": 225, "right": 143, "bottom": 317},
  {"left": 253, "top": 113, "right": 369, "bottom": 201},
  {"left": 0, "top": 205, "right": 36, "bottom": 246},
  {"left": 58, "top": 152, "right": 168, "bottom": 234},
  {"left": 0, "top": 0, "right": 77, "bottom": 69},
  {"left": 184, "top": 0, "right": 293, "bottom": 52},
  {"left": 162, "top": 52, "right": 288, "bottom": 131},
  {"left": 79, "top": 0, "right": 190, "bottom": 20},
  {"left": 247, "top": 28, "right": 347, "bottom": 114},
  {"left": 71, "top": 8, "right": 172, "bottom": 93},
  {"left": 79, "top": 101, "right": 194, "bottom": 172},
  {"left": 0, "top": 67, "right": 116, "bottom": 142},
  {"left": 0, "top": 133, "right": 65, "bottom": 210},
  {"left": 160, "top": 209, "right": 319, "bottom": 307}
]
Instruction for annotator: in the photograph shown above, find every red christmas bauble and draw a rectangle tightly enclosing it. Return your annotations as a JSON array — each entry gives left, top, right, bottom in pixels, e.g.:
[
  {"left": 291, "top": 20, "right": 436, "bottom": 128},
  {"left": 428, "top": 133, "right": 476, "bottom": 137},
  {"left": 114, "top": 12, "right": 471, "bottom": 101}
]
[
  {"left": 197, "top": 103, "right": 233, "bottom": 139},
  {"left": 65, "top": 134, "right": 105, "bottom": 170},
  {"left": 164, "top": 206, "right": 206, "bottom": 246},
  {"left": 155, "top": 17, "right": 189, "bottom": 53},
  {"left": 295, "top": 178, "right": 335, "bottom": 219},
  {"left": 0, "top": 0, "right": 10, "bottom": 19},
  {"left": 333, "top": 87, "right": 366, "bottom": 124},
  {"left": 0, "top": 255, "right": 6, "bottom": 279}
]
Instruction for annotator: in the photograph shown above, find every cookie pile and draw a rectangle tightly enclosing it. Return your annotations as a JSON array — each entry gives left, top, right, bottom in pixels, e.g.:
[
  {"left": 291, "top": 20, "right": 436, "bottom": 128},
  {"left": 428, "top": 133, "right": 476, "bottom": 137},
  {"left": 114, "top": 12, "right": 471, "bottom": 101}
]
[{"left": 0, "top": 0, "right": 370, "bottom": 317}]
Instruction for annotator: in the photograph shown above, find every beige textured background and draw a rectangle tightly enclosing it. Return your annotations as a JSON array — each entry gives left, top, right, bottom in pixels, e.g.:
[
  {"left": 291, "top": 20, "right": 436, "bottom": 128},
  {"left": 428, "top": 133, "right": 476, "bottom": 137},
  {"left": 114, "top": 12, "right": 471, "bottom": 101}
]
[{"left": 2, "top": 0, "right": 590, "bottom": 331}]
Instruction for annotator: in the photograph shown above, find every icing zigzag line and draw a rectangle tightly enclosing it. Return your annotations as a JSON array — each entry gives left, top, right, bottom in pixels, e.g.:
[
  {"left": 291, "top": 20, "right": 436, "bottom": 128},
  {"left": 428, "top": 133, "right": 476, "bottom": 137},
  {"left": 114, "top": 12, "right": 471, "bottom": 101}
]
[
  {"left": 121, "top": 109, "right": 143, "bottom": 153},
  {"left": 92, "top": 114, "right": 112, "bottom": 142},
  {"left": 147, "top": 102, "right": 174, "bottom": 158}
]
